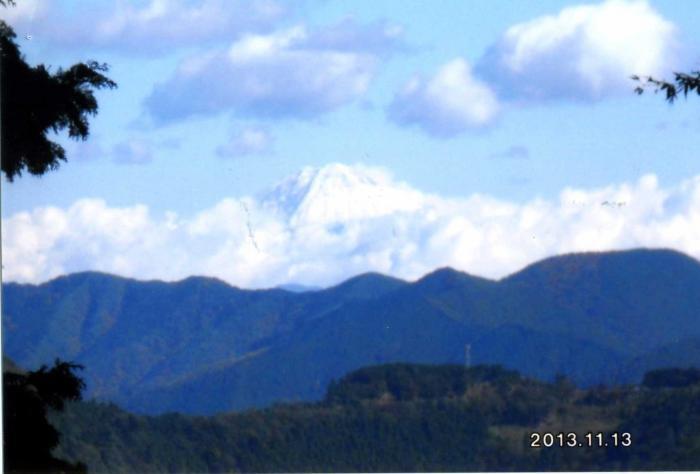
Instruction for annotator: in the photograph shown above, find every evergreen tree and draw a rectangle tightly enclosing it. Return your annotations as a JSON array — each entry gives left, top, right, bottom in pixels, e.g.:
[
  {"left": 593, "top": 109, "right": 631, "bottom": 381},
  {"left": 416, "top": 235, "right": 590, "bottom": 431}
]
[
  {"left": 1, "top": 2, "right": 114, "bottom": 470},
  {"left": 3, "top": 360, "right": 87, "bottom": 473},
  {"left": 633, "top": 71, "right": 700, "bottom": 103},
  {"left": 0, "top": 6, "right": 116, "bottom": 180}
]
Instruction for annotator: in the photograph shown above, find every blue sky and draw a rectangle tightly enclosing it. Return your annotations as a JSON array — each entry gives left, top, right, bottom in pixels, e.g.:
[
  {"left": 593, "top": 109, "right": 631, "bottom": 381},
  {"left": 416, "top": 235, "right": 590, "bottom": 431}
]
[{"left": 2, "top": 0, "right": 699, "bottom": 287}]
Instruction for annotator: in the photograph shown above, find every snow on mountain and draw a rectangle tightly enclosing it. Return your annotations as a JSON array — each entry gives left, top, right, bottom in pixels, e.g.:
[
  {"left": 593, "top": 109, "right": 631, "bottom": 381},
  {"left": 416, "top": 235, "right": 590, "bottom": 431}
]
[
  {"left": 3, "top": 164, "right": 700, "bottom": 289},
  {"left": 261, "top": 163, "right": 426, "bottom": 226}
]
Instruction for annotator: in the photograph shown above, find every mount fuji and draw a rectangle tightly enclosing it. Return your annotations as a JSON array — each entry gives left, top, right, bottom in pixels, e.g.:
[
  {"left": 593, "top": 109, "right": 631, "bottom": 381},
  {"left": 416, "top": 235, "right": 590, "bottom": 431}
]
[
  {"left": 260, "top": 163, "right": 427, "bottom": 226},
  {"left": 3, "top": 163, "right": 700, "bottom": 290}
]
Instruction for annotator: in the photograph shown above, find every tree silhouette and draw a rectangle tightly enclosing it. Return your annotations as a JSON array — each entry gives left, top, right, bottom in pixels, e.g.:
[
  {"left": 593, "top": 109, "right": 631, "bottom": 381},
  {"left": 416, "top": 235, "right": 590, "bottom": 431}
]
[
  {"left": 1, "top": 2, "right": 113, "bottom": 471},
  {"left": 0, "top": 16, "right": 116, "bottom": 181},
  {"left": 632, "top": 71, "right": 700, "bottom": 103},
  {"left": 3, "top": 360, "right": 87, "bottom": 473}
]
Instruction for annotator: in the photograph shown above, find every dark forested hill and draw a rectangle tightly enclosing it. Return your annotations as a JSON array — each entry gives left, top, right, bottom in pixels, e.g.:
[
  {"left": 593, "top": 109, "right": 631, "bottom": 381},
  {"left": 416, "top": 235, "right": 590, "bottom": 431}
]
[
  {"left": 3, "top": 248, "right": 700, "bottom": 414},
  {"left": 49, "top": 364, "right": 700, "bottom": 473}
]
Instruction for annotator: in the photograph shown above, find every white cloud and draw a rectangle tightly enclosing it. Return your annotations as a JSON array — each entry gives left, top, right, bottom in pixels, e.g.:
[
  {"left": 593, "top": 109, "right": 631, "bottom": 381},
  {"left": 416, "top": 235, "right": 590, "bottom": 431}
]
[
  {"left": 303, "top": 17, "right": 405, "bottom": 57},
  {"left": 4, "top": 164, "right": 700, "bottom": 289},
  {"left": 216, "top": 126, "right": 273, "bottom": 157},
  {"left": 2, "top": 0, "right": 287, "bottom": 54},
  {"left": 477, "top": 0, "right": 680, "bottom": 101},
  {"left": 145, "top": 24, "right": 386, "bottom": 121},
  {"left": 388, "top": 58, "right": 500, "bottom": 137}
]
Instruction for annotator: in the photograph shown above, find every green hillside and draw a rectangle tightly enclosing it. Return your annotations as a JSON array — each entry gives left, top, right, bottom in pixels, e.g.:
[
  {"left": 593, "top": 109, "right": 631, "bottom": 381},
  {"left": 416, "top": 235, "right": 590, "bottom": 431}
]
[
  {"left": 50, "top": 364, "right": 700, "bottom": 472},
  {"left": 4, "top": 249, "right": 700, "bottom": 414}
]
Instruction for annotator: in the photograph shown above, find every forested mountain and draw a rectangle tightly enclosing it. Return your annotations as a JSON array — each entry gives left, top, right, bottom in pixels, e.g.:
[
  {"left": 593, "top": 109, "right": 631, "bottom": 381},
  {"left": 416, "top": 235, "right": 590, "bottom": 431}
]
[
  {"left": 4, "top": 248, "right": 700, "bottom": 414},
  {"left": 50, "top": 363, "right": 700, "bottom": 472}
]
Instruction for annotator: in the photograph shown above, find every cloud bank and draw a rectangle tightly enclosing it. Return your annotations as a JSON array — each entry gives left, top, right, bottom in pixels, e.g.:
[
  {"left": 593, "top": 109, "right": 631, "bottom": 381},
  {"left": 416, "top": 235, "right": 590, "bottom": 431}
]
[
  {"left": 4, "top": 164, "right": 699, "bottom": 289},
  {"left": 389, "top": 0, "right": 681, "bottom": 136},
  {"left": 2, "top": 0, "right": 288, "bottom": 54},
  {"left": 145, "top": 20, "right": 404, "bottom": 122},
  {"left": 477, "top": 0, "right": 679, "bottom": 101}
]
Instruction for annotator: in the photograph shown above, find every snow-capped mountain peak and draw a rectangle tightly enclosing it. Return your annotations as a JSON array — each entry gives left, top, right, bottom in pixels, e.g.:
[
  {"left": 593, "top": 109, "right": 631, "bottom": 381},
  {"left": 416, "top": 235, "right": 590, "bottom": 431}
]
[{"left": 262, "top": 163, "right": 425, "bottom": 225}]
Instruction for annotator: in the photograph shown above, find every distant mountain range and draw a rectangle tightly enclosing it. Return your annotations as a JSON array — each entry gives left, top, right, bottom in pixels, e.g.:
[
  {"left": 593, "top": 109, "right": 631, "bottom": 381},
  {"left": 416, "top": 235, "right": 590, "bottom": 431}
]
[{"left": 3, "top": 248, "right": 700, "bottom": 415}]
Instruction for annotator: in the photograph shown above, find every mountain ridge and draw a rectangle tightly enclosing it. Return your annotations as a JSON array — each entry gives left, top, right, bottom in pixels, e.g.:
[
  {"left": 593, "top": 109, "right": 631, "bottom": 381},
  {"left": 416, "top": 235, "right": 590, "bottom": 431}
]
[
  {"left": 7, "top": 247, "right": 696, "bottom": 290},
  {"left": 3, "top": 248, "right": 700, "bottom": 414}
]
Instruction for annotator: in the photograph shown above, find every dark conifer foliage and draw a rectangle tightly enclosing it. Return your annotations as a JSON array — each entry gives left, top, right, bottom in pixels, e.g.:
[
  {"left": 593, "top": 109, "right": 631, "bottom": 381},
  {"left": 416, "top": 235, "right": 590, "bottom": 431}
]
[
  {"left": 0, "top": 18, "right": 116, "bottom": 180},
  {"left": 49, "top": 363, "right": 700, "bottom": 472},
  {"left": 633, "top": 71, "right": 700, "bottom": 103},
  {"left": 3, "top": 360, "right": 87, "bottom": 473}
]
